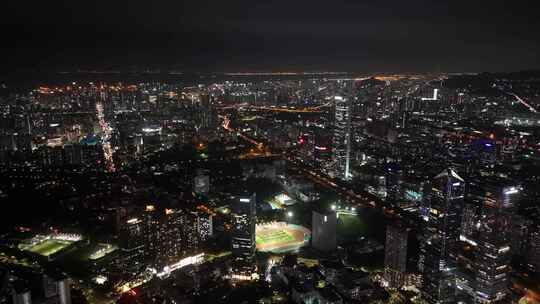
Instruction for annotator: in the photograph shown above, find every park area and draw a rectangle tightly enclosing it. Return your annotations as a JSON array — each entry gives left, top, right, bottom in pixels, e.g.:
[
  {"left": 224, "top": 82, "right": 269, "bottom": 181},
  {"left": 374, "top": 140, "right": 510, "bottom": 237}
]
[{"left": 256, "top": 222, "right": 310, "bottom": 253}]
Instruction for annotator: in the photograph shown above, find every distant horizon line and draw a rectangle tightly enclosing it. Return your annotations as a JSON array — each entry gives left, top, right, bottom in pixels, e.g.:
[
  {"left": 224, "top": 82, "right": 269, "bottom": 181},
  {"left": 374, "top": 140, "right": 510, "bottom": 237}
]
[
  {"left": 3, "top": 69, "right": 540, "bottom": 85},
  {"left": 2, "top": 69, "right": 505, "bottom": 76}
]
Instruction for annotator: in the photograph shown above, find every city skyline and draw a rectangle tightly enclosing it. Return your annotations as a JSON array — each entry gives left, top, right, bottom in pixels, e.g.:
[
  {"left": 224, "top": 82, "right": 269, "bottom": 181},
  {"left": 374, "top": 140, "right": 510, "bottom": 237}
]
[{"left": 1, "top": 1, "right": 540, "bottom": 303}]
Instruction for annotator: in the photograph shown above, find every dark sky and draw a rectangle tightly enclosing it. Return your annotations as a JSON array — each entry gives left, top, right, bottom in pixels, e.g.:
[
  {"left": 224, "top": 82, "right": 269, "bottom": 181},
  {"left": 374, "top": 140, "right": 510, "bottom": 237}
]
[{"left": 1, "top": 0, "right": 540, "bottom": 74}]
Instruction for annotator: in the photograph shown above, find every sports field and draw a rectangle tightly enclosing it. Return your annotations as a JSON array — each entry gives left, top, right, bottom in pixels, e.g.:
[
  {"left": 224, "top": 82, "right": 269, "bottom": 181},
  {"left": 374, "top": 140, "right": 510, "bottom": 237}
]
[
  {"left": 256, "top": 229, "right": 295, "bottom": 244},
  {"left": 26, "top": 239, "right": 72, "bottom": 256},
  {"left": 256, "top": 222, "right": 310, "bottom": 253}
]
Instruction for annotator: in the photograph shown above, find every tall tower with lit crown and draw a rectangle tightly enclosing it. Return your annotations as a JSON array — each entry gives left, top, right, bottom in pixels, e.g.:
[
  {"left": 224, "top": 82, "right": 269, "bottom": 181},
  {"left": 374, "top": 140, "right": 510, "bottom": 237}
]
[
  {"left": 473, "top": 181, "right": 518, "bottom": 303},
  {"left": 332, "top": 95, "right": 352, "bottom": 180},
  {"left": 420, "top": 168, "right": 465, "bottom": 304},
  {"left": 231, "top": 193, "right": 256, "bottom": 260}
]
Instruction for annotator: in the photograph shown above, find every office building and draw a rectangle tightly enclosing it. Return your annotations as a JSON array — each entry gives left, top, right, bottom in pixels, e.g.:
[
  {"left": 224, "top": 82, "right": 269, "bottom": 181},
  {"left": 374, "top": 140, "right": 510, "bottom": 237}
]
[
  {"left": 157, "top": 208, "right": 185, "bottom": 267},
  {"left": 384, "top": 224, "right": 408, "bottom": 289},
  {"left": 196, "top": 93, "right": 219, "bottom": 131},
  {"left": 312, "top": 210, "right": 337, "bottom": 252},
  {"left": 142, "top": 205, "right": 160, "bottom": 263},
  {"left": 118, "top": 217, "right": 146, "bottom": 274},
  {"left": 120, "top": 217, "right": 145, "bottom": 256},
  {"left": 460, "top": 203, "right": 478, "bottom": 240},
  {"left": 469, "top": 178, "right": 519, "bottom": 303},
  {"left": 231, "top": 194, "right": 256, "bottom": 260},
  {"left": 420, "top": 168, "right": 465, "bottom": 304},
  {"left": 332, "top": 95, "right": 352, "bottom": 180}
]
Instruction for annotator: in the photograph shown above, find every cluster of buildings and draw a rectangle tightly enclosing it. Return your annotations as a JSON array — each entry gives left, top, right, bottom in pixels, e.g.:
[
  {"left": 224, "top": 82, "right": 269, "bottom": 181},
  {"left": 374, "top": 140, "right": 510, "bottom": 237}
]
[
  {"left": 4, "top": 270, "right": 72, "bottom": 304},
  {"left": 117, "top": 204, "right": 213, "bottom": 276},
  {"left": 0, "top": 72, "right": 539, "bottom": 303}
]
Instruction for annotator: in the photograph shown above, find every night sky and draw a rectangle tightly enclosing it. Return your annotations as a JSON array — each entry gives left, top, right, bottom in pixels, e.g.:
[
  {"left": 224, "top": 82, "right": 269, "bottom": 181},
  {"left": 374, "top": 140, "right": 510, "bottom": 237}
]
[{"left": 1, "top": 0, "right": 540, "bottom": 74}]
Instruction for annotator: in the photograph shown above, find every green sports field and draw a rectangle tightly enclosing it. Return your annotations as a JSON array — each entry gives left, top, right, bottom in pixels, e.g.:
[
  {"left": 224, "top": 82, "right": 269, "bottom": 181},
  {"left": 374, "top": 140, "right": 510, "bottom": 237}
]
[
  {"left": 256, "top": 230, "right": 295, "bottom": 245},
  {"left": 26, "top": 239, "right": 72, "bottom": 256},
  {"left": 256, "top": 223, "right": 311, "bottom": 253}
]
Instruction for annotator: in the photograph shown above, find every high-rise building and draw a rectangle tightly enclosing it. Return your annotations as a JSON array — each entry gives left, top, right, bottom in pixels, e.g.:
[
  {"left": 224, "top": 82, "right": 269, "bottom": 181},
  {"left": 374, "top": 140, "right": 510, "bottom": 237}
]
[
  {"left": 231, "top": 194, "right": 256, "bottom": 260},
  {"left": 142, "top": 205, "right": 160, "bottom": 263},
  {"left": 460, "top": 203, "right": 478, "bottom": 240},
  {"left": 473, "top": 183, "right": 518, "bottom": 303},
  {"left": 183, "top": 211, "right": 200, "bottom": 252},
  {"left": 197, "top": 212, "right": 213, "bottom": 241},
  {"left": 119, "top": 217, "right": 145, "bottom": 272},
  {"left": 420, "top": 168, "right": 465, "bottom": 304},
  {"left": 157, "top": 208, "right": 185, "bottom": 267},
  {"left": 43, "top": 273, "right": 72, "bottom": 304},
  {"left": 11, "top": 281, "right": 31, "bottom": 304},
  {"left": 332, "top": 95, "right": 352, "bottom": 180},
  {"left": 142, "top": 206, "right": 189, "bottom": 269},
  {"left": 384, "top": 224, "right": 408, "bottom": 289},
  {"left": 195, "top": 93, "right": 219, "bottom": 131},
  {"left": 529, "top": 228, "right": 540, "bottom": 272},
  {"left": 509, "top": 214, "right": 532, "bottom": 258},
  {"left": 311, "top": 210, "right": 337, "bottom": 252},
  {"left": 229, "top": 194, "right": 258, "bottom": 282}
]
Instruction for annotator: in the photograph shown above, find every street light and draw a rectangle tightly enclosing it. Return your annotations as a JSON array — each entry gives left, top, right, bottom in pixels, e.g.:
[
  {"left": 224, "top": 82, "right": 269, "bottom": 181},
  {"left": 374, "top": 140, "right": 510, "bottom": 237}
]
[
  {"left": 286, "top": 211, "right": 293, "bottom": 225},
  {"left": 331, "top": 204, "right": 336, "bottom": 211}
]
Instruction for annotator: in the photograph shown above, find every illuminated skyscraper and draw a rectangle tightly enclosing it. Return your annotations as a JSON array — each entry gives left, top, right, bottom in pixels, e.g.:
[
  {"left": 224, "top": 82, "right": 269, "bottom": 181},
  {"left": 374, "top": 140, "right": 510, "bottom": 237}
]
[
  {"left": 158, "top": 208, "right": 185, "bottom": 266},
  {"left": 142, "top": 205, "right": 160, "bottom": 263},
  {"left": 195, "top": 93, "right": 219, "bottom": 131},
  {"left": 196, "top": 212, "right": 213, "bottom": 241},
  {"left": 420, "top": 168, "right": 465, "bottom": 304},
  {"left": 142, "top": 206, "right": 190, "bottom": 269},
  {"left": 231, "top": 194, "right": 256, "bottom": 260},
  {"left": 119, "top": 217, "right": 145, "bottom": 271},
  {"left": 473, "top": 181, "right": 519, "bottom": 303},
  {"left": 384, "top": 224, "right": 408, "bottom": 289},
  {"left": 460, "top": 203, "right": 478, "bottom": 240},
  {"left": 183, "top": 211, "right": 199, "bottom": 252},
  {"left": 332, "top": 95, "right": 352, "bottom": 180},
  {"left": 229, "top": 194, "right": 257, "bottom": 282}
]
